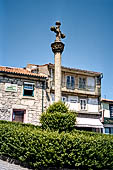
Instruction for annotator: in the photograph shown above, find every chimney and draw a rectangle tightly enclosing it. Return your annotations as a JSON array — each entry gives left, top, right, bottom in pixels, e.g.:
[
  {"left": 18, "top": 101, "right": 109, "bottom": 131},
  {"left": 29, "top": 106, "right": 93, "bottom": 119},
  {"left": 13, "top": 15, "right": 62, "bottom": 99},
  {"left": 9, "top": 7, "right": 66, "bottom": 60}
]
[{"left": 26, "top": 64, "right": 38, "bottom": 73}]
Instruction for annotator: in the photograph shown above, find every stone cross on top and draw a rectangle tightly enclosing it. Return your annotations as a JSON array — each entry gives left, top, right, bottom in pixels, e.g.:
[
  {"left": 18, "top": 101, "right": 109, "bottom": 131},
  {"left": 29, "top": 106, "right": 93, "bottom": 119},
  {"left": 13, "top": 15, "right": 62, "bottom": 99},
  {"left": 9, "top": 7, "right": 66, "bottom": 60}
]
[{"left": 50, "top": 21, "right": 65, "bottom": 42}]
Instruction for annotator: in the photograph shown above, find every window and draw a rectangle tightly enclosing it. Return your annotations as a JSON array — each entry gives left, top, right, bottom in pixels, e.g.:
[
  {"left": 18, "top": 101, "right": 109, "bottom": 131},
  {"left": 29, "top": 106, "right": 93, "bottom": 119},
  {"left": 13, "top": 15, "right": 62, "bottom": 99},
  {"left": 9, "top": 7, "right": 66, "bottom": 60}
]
[
  {"left": 68, "top": 96, "right": 78, "bottom": 103},
  {"left": 105, "top": 127, "right": 110, "bottom": 134},
  {"left": 50, "top": 68, "right": 54, "bottom": 81},
  {"left": 79, "top": 77, "right": 86, "bottom": 89},
  {"left": 23, "top": 82, "right": 34, "bottom": 97},
  {"left": 62, "top": 96, "right": 67, "bottom": 103},
  {"left": 66, "top": 76, "right": 75, "bottom": 89},
  {"left": 96, "top": 76, "right": 101, "bottom": 85},
  {"left": 87, "top": 77, "right": 95, "bottom": 91},
  {"left": 80, "top": 99, "right": 87, "bottom": 110},
  {"left": 110, "top": 105, "right": 113, "bottom": 118},
  {"left": 105, "top": 127, "right": 113, "bottom": 134},
  {"left": 111, "top": 128, "right": 113, "bottom": 134},
  {"left": 51, "top": 93, "right": 55, "bottom": 101},
  {"left": 12, "top": 109, "right": 25, "bottom": 123}
]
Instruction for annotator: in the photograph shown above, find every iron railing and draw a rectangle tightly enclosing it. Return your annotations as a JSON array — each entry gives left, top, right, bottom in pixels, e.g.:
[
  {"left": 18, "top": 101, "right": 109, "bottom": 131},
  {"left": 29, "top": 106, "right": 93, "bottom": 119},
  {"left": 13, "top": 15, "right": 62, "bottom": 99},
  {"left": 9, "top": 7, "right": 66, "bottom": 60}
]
[{"left": 50, "top": 81, "right": 98, "bottom": 92}]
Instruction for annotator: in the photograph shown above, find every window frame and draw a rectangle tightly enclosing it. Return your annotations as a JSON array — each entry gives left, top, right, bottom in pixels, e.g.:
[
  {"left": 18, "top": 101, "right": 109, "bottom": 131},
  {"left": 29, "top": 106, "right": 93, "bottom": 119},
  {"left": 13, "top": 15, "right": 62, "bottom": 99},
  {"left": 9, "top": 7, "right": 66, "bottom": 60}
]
[
  {"left": 51, "top": 93, "right": 55, "bottom": 101},
  {"left": 66, "top": 75, "right": 75, "bottom": 90},
  {"left": 23, "top": 82, "right": 35, "bottom": 97},
  {"left": 79, "top": 77, "right": 86, "bottom": 90},
  {"left": 110, "top": 104, "right": 113, "bottom": 118},
  {"left": 80, "top": 99, "right": 87, "bottom": 110},
  {"left": 87, "top": 77, "right": 95, "bottom": 91},
  {"left": 62, "top": 96, "right": 67, "bottom": 103},
  {"left": 105, "top": 127, "right": 113, "bottom": 134},
  {"left": 105, "top": 127, "right": 110, "bottom": 134},
  {"left": 111, "top": 128, "right": 113, "bottom": 134}
]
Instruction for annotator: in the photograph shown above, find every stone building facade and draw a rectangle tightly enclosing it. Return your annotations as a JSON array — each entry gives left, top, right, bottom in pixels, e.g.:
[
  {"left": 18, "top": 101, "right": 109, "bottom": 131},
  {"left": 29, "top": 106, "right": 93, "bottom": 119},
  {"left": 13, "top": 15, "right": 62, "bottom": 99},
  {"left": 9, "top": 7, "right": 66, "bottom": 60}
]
[
  {"left": 0, "top": 63, "right": 104, "bottom": 131},
  {"left": 0, "top": 66, "right": 48, "bottom": 125},
  {"left": 27, "top": 63, "right": 103, "bottom": 132}
]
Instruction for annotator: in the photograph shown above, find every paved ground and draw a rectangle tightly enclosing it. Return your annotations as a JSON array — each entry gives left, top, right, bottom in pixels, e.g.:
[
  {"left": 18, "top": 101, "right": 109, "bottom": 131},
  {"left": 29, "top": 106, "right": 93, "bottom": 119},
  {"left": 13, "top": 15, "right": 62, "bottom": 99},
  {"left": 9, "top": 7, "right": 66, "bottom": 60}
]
[{"left": 0, "top": 159, "right": 30, "bottom": 170}]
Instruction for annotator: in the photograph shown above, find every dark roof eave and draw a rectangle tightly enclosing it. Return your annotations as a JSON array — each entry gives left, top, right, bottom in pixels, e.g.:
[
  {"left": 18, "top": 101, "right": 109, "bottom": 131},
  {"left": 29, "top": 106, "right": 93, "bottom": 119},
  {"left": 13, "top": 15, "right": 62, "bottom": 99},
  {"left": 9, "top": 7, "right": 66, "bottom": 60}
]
[{"left": 101, "top": 99, "right": 113, "bottom": 103}]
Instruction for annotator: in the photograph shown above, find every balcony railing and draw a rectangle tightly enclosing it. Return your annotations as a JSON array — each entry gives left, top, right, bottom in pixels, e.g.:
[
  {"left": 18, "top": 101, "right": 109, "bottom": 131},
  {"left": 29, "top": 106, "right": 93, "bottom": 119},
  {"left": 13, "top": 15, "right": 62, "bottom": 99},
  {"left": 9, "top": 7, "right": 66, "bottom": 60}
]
[{"left": 50, "top": 81, "right": 97, "bottom": 92}]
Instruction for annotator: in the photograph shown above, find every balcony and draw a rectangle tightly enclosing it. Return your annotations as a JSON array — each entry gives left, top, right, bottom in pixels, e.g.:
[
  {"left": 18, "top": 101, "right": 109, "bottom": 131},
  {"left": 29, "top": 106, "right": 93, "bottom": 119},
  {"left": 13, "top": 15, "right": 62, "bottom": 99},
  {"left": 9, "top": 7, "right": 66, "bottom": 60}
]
[{"left": 50, "top": 81, "right": 100, "bottom": 96}]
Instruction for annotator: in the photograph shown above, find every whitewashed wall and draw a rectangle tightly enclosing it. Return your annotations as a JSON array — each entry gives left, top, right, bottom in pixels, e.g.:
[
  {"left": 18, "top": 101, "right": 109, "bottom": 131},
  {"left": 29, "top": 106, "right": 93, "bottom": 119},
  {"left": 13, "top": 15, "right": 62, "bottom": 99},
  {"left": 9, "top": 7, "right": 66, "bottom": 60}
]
[
  {"left": 66, "top": 96, "right": 79, "bottom": 111},
  {"left": 102, "top": 103, "right": 110, "bottom": 118},
  {"left": 87, "top": 98, "right": 99, "bottom": 113},
  {"left": 50, "top": 94, "right": 99, "bottom": 113},
  {"left": 104, "top": 110, "right": 110, "bottom": 118}
]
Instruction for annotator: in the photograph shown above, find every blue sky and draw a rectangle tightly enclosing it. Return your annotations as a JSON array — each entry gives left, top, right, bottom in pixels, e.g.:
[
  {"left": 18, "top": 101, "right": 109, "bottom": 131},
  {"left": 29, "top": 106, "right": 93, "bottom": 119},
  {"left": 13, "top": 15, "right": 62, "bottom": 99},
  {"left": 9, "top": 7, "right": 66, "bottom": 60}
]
[{"left": 0, "top": 0, "right": 113, "bottom": 99}]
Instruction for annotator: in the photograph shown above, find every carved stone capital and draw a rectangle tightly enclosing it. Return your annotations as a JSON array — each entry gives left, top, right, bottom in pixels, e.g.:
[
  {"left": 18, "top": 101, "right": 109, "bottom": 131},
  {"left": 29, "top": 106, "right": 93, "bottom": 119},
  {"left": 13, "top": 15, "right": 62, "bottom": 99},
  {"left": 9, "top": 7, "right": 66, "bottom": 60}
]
[{"left": 51, "top": 42, "right": 64, "bottom": 54}]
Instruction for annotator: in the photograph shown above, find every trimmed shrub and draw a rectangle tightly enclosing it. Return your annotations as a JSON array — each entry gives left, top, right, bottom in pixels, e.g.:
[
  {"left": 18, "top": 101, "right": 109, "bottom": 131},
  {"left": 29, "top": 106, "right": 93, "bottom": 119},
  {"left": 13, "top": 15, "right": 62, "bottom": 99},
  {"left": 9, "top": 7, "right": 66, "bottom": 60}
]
[
  {"left": 40, "top": 101, "right": 77, "bottom": 132},
  {"left": 46, "top": 101, "right": 68, "bottom": 113},
  {"left": 40, "top": 111, "right": 76, "bottom": 132},
  {"left": 0, "top": 120, "right": 113, "bottom": 169}
]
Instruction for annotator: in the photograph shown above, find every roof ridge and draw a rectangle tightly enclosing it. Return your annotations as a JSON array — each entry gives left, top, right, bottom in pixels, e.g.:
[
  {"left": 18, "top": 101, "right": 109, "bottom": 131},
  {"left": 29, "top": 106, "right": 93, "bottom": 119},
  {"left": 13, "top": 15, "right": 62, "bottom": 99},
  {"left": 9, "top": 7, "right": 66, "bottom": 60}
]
[
  {"left": 46, "top": 63, "right": 102, "bottom": 75},
  {"left": 0, "top": 66, "right": 47, "bottom": 78},
  {"left": 0, "top": 66, "right": 24, "bottom": 69}
]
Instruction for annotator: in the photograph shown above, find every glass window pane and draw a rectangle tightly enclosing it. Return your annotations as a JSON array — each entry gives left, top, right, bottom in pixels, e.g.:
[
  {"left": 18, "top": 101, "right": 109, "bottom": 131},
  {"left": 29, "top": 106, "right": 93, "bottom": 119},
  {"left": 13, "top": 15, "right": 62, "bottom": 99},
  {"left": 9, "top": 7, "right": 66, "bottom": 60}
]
[
  {"left": 111, "top": 128, "right": 113, "bottom": 134},
  {"left": 105, "top": 128, "right": 110, "bottom": 134},
  {"left": 79, "top": 78, "right": 81, "bottom": 88},
  {"left": 67, "top": 76, "right": 70, "bottom": 82},
  {"left": 66, "top": 76, "right": 70, "bottom": 88},
  {"left": 79, "top": 78, "right": 86, "bottom": 89},
  {"left": 24, "top": 84, "right": 33, "bottom": 90},
  {"left": 51, "top": 93, "right": 55, "bottom": 101},
  {"left": 84, "top": 100, "right": 86, "bottom": 109},
  {"left": 110, "top": 105, "right": 113, "bottom": 118},
  {"left": 80, "top": 99, "right": 86, "bottom": 110},
  {"left": 23, "top": 83, "right": 34, "bottom": 96},
  {"left": 66, "top": 76, "right": 75, "bottom": 89},
  {"left": 80, "top": 100, "right": 82, "bottom": 109},
  {"left": 71, "top": 77, "right": 75, "bottom": 89}
]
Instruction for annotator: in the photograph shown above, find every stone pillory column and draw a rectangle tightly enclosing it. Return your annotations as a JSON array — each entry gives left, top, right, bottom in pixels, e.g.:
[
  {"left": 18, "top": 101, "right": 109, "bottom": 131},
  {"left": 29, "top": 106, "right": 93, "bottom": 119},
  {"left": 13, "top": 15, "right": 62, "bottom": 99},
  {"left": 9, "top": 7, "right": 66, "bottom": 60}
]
[{"left": 50, "top": 21, "right": 65, "bottom": 102}]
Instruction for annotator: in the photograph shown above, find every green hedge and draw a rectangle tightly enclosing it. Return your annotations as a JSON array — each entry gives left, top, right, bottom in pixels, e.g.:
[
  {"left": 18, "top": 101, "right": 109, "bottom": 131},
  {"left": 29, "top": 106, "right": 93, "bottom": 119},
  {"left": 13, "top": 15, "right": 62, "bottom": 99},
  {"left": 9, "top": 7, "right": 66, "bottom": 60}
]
[{"left": 0, "top": 121, "right": 113, "bottom": 169}]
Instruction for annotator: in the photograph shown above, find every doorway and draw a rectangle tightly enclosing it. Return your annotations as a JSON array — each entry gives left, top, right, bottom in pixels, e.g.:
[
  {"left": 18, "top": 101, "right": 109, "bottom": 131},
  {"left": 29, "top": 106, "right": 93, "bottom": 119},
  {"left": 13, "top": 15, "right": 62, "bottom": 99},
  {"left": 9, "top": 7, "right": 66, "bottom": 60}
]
[{"left": 12, "top": 109, "right": 25, "bottom": 123}]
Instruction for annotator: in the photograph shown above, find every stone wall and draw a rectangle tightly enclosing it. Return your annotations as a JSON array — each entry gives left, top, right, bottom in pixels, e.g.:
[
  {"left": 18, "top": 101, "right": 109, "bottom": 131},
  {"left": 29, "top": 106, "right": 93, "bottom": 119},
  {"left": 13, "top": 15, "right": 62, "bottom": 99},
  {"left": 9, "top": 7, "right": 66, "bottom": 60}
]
[{"left": 0, "top": 75, "right": 49, "bottom": 125}]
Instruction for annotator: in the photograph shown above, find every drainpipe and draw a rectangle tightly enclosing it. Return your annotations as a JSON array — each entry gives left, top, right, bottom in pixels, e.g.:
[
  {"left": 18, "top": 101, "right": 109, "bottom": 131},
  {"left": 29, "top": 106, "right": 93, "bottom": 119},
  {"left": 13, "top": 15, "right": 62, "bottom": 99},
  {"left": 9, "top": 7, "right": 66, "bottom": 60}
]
[
  {"left": 42, "top": 81, "right": 45, "bottom": 113},
  {"left": 102, "top": 109, "right": 105, "bottom": 123}
]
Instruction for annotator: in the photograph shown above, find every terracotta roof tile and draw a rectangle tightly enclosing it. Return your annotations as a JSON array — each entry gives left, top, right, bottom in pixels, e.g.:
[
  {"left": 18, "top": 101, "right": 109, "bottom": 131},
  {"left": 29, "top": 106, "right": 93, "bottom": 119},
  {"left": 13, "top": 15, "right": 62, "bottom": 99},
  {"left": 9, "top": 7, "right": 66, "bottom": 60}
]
[{"left": 0, "top": 66, "right": 47, "bottom": 78}]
